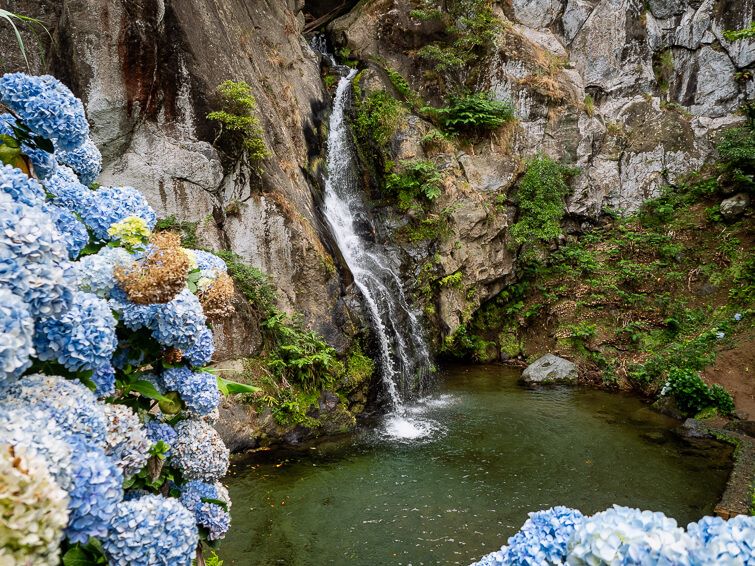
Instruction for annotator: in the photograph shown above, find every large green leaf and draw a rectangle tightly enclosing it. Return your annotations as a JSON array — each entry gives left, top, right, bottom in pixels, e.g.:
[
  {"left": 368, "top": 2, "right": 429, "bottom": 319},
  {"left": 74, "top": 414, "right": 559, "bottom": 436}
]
[{"left": 217, "top": 375, "right": 260, "bottom": 395}]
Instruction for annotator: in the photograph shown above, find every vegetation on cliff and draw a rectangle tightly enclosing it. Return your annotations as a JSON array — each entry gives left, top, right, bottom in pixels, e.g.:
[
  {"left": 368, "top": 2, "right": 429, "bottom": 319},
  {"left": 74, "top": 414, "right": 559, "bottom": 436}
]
[{"left": 443, "top": 121, "right": 754, "bottom": 418}]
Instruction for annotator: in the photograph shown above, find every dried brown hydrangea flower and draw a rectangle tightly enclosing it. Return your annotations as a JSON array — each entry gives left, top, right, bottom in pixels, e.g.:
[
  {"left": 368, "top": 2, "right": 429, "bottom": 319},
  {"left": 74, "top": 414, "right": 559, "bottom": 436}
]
[
  {"left": 199, "top": 272, "right": 236, "bottom": 321},
  {"left": 114, "top": 232, "right": 190, "bottom": 304},
  {"left": 163, "top": 347, "right": 183, "bottom": 365}
]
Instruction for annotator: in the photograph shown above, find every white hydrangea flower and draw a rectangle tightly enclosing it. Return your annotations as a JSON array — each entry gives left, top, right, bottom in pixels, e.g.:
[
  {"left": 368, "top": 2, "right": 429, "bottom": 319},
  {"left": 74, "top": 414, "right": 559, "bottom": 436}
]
[
  {"left": 0, "top": 443, "right": 69, "bottom": 566},
  {"left": 103, "top": 404, "right": 152, "bottom": 477}
]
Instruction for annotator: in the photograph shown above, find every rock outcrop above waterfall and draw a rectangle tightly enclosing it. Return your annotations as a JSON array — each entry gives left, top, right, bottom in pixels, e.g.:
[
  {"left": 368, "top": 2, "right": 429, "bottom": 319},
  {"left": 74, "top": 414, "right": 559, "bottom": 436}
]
[{"left": 329, "top": 0, "right": 754, "bottom": 339}]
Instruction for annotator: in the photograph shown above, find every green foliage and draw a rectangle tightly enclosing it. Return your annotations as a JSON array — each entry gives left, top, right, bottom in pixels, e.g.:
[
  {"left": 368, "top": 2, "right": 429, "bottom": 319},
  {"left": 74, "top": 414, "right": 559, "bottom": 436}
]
[
  {"left": 663, "top": 367, "right": 735, "bottom": 416},
  {"left": 214, "top": 250, "right": 277, "bottom": 316},
  {"left": 424, "top": 91, "right": 514, "bottom": 134},
  {"left": 204, "top": 551, "right": 224, "bottom": 566},
  {"left": 510, "top": 156, "right": 574, "bottom": 260},
  {"left": 354, "top": 90, "right": 403, "bottom": 149},
  {"left": 412, "top": 0, "right": 501, "bottom": 89},
  {"left": 263, "top": 312, "right": 338, "bottom": 391},
  {"left": 723, "top": 22, "right": 755, "bottom": 41},
  {"left": 216, "top": 250, "right": 338, "bottom": 391},
  {"left": 154, "top": 216, "right": 199, "bottom": 248},
  {"left": 207, "top": 80, "right": 269, "bottom": 167},
  {"left": 439, "top": 270, "right": 463, "bottom": 288},
  {"left": 583, "top": 95, "right": 594, "bottom": 117},
  {"left": 717, "top": 126, "right": 755, "bottom": 170},
  {"left": 385, "top": 159, "right": 443, "bottom": 210},
  {"left": 345, "top": 345, "right": 375, "bottom": 387}
]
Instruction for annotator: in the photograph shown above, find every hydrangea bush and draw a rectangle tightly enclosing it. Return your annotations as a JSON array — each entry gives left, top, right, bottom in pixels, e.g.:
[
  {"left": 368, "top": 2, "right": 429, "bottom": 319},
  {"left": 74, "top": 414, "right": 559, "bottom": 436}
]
[
  {"left": 0, "top": 72, "right": 252, "bottom": 565},
  {"left": 473, "top": 505, "right": 755, "bottom": 565}
]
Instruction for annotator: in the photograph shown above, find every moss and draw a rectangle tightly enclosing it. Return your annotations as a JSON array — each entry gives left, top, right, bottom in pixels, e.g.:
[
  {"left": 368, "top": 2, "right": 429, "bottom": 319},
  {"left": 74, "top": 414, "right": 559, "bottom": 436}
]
[
  {"left": 498, "top": 331, "right": 521, "bottom": 359},
  {"left": 344, "top": 344, "right": 375, "bottom": 387}
]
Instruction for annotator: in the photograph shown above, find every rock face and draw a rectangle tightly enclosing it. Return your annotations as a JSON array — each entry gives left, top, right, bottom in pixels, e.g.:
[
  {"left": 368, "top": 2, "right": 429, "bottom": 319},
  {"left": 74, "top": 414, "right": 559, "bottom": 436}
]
[
  {"left": 720, "top": 193, "right": 751, "bottom": 221},
  {"left": 5, "top": 0, "right": 355, "bottom": 353},
  {"left": 330, "top": 0, "right": 753, "bottom": 340},
  {"left": 521, "top": 354, "right": 579, "bottom": 385}
]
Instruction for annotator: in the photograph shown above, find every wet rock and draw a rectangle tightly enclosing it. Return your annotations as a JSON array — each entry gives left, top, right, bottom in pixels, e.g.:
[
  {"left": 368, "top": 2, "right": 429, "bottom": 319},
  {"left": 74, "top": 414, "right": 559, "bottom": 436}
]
[
  {"left": 720, "top": 193, "right": 751, "bottom": 221},
  {"left": 521, "top": 354, "right": 578, "bottom": 385}
]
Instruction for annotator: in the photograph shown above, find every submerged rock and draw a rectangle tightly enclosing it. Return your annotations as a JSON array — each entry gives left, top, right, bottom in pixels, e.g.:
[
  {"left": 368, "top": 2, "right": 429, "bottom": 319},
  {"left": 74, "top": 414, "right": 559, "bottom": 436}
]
[{"left": 521, "top": 354, "right": 578, "bottom": 385}]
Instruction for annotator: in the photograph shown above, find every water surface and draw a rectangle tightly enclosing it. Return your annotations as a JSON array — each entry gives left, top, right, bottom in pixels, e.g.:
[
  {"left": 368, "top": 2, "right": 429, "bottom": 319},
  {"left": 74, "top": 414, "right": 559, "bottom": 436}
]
[{"left": 221, "top": 365, "right": 732, "bottom": 565}]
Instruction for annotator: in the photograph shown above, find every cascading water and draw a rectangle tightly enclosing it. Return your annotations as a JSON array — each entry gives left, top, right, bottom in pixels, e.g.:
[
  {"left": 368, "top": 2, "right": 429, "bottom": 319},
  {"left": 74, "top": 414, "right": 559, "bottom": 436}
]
[{"left": 317, "top": 54, "right": 436, "bottom": 439}]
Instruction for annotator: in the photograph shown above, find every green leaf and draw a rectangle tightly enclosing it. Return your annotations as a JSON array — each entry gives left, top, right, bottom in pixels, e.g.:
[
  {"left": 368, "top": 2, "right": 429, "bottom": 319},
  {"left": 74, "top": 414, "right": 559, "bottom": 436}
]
[
  {"left": 62, "top": 546, "right": 93, "bottom": 566},
  {"left": 127, "top": 380, "right": 174, "bottom": 404},
  {"left": 217, "top": 375, "right": 260, "bottom": 395}
]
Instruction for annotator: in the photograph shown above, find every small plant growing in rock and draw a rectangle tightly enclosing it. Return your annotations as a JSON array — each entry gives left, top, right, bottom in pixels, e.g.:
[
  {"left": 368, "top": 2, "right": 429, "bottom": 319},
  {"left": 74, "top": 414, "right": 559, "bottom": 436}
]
[
  {"left": 385, "top": 159, "right": 444, "bottom": 210},
  {"left": 424, "top": 91, "right": 514, "bottom": 134},
  {"left": 509, "top": 155, "right": 575, "bottom": 262},
  {"left": 207, "top": 80, "right": 269, "bottom": 168}
]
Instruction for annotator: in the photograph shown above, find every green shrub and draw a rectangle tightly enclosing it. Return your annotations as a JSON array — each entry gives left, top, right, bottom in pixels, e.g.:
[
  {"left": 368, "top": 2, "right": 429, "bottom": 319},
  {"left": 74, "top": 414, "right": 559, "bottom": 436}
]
[
  {"left": 412, "top": 0, "right": 501, "bottom": 89},
  {"left": 424, "top": 92, "right": 514, "bottom": 133},
  {"left": 723, "top": 22, "right": 755, "bottom": 41},
  {"left": 354, "top": 90, "right": 403, "bottom": 149},
  {"left": 717, "top": 126, "right": 755, "bottom": 170},
  {"left": 663, "top": 367, "right": 735, "bottom": 416},
  {"left": 385, "top": 159, "right": 443, "bottom": 210},
  {"left": 207, "top": 80, "right": 269, "bottom": 167},
  {"left": 509, "top": 156, "right": 574, "bottom": 259}
]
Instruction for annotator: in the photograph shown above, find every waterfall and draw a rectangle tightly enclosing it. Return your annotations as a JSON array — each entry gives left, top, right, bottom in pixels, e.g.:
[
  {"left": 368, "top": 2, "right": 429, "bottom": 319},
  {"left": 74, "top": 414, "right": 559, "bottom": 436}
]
[{"left": 320, "top": 67, "right": 434, "bottom": 422}]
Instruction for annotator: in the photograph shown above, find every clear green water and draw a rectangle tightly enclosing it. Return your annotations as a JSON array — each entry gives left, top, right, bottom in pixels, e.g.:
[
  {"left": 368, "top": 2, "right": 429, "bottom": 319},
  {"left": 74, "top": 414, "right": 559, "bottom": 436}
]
[{"left": 220, "top": 365, "right": 732, "bottom": 565}]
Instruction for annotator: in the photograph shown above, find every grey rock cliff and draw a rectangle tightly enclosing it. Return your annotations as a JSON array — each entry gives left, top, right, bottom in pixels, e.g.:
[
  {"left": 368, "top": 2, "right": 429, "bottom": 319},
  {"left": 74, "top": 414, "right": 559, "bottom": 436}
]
[
  {"left": 3, "top": 0, "right": 355, "bottom": 355},
  {"left": 330, "top": 0, "right": 753, "bottom": 339}
]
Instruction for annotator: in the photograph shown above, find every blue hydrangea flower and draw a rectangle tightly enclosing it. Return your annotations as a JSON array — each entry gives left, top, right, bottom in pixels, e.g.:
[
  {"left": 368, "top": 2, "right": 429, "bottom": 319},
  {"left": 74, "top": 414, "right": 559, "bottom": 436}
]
[
  {"left": 82, "top": 186, "right": 157, "bottom": 240},
  {"left": 74, "top": 246, "right": 134, "bottom": 298},
  {"left": 0, "top": 373, "right": 107, "bottom": 448},
  {"left": 161, "top": 367, "right": 220, "bottom": 416},
  {"left": 687, "top": 515, "right": 755, "bottom": 564},
  {"left": 108, "top": 287, "right": 159, "bottom": 331},
  {"left": 566, "top": 505, "right": 691, "bottom": 565},
  {"left": 34, "top": 290, "right": 117, "bottom": 372},
  {"left": 65, "top": 441, "right": 123, "bottom": 544},
  {"left": 481, "top": 506, "right": 585, "bottom": 565},
  {"left": 103, "top": 404, "right": 151, "bottom": 477},
  {"left": 145, "top": 420, "right": 177, "bottom": 456},
  {"left": 0, "top": 111, "right": 57, "bottom": 179},
  {"left": 183, "top": 326, "right": 215, "bottom": 367},
  {"left": 0, "top": 404, "right": 73, "bottom": 490},
  {"left": 0, "top": 191, "right": 73, "bottom": 317},
  {"left": 102, "top": 494, "right": 198, "bottom": 566},
  {"left": 0, "top": 73, "right": 89, "bottom": 151},
  {"left": 0, "top": 287, "right": 34, "bottom": 383},
  {"left": 191, "top": 250, "right": 227, "bottom": 274},
  {"left": 172, "top": 419, "right": 229, "bottom": 482},
  {"left": 92, "top": 364, "right": 116, "bottom": 398},
  {"left": 42, "top": 164, "right": 95, "bottom": 215},
  {"left": 55, "top": 137, "right": 101, "bottom": 186},
  {"left": 47, "top": 204, "right": 89, "bottom": 259},
  {"left": 0, "top": 162, "right": 47, "bottom": 206},
  {"left": 179, "top": 480, "right": 231, "bottom": 541},
  {"left": 151, "top": 288, "right": 207, "bottom": 350}
]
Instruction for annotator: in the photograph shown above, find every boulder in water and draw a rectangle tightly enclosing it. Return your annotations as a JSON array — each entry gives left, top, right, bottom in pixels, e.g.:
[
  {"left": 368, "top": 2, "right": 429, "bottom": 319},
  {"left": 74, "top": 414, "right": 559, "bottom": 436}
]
[{"left": 521, "top": 354, "right": 578, "bottom": 385}]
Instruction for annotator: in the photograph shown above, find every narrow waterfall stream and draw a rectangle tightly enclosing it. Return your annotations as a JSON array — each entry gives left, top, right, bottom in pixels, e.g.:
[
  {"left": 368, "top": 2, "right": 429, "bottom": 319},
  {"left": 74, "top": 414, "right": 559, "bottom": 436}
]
[{"left": 322, "top": 69, "right": 434, "bottom": 439}]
